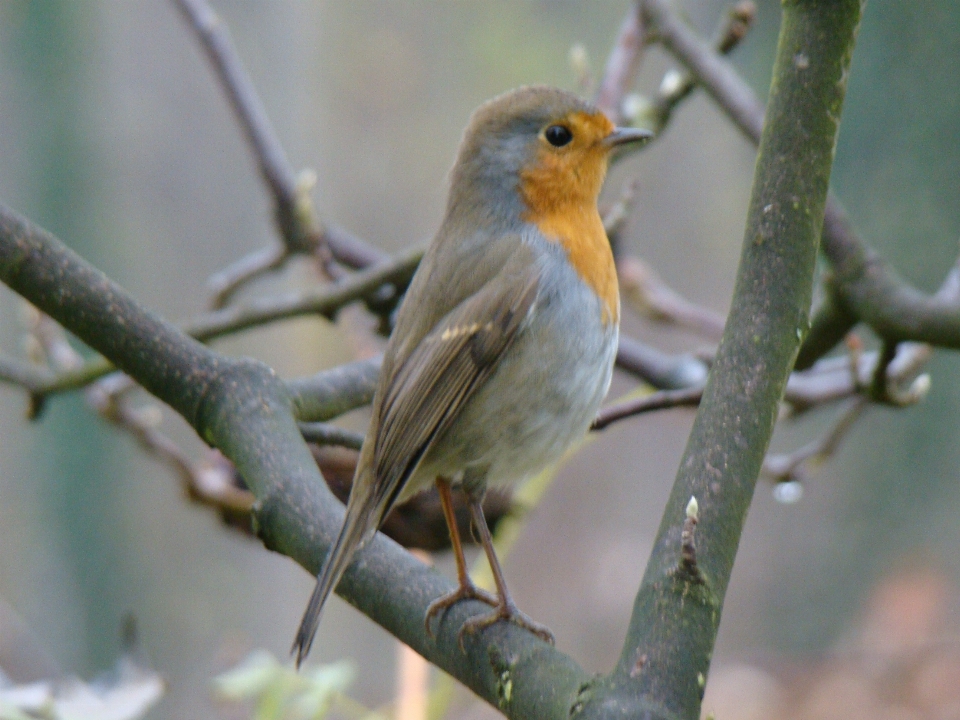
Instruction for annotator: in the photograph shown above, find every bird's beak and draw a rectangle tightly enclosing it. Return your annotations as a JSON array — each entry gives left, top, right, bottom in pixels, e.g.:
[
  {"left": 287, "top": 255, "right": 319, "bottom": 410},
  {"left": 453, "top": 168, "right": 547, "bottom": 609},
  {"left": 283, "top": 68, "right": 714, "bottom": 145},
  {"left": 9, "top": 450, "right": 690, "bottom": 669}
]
[{"left": 603, "top": 126, "right": 654, "bottom": 148}]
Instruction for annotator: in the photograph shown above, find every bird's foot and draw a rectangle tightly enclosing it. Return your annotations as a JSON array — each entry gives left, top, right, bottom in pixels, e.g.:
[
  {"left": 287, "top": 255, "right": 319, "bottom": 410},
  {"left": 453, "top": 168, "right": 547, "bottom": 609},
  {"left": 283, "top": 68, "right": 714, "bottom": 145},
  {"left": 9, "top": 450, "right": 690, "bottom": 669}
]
[
  {"left": 458, "top": 598, "right": 555, "bottom": 649},
  {"left": 425, "top": 581, "right": 497, "bottom": 637}
]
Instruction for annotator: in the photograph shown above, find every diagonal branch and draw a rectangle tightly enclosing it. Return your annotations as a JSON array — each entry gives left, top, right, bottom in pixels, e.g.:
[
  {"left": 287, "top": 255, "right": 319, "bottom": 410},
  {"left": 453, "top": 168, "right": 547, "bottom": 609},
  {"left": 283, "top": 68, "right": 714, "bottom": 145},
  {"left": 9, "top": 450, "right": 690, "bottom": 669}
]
[
  {"left": 618, "top": 255, "right": 726, "bottom": 340},
  {"left": 0, "top": 204, "right": 592, "bottom": 720},
  {"left": 643, "top": 1, "right": 757, "bottom": 133},
  {"left": 592, "top": 385, "right": 704, "bottom": 430},
  {"left": 174, "top": 0, "right": 344, "bottom": 301},
  {"left": 594, "top": 1, "right": 649, "bottom": 122},
  {"left": 185, "top": 245, "right": 423, "bottom": 342},
  {"left": 643, "top": 0, "right": 960, "bottom": 357}
]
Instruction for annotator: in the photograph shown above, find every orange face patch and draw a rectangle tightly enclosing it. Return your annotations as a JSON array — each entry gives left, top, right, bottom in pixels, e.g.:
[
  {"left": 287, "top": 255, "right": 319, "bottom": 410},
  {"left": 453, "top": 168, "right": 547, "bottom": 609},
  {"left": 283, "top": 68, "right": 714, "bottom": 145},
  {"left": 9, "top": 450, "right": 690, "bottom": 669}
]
[{"left": 519, "top": 111, "right": 620, "bottom": 326}]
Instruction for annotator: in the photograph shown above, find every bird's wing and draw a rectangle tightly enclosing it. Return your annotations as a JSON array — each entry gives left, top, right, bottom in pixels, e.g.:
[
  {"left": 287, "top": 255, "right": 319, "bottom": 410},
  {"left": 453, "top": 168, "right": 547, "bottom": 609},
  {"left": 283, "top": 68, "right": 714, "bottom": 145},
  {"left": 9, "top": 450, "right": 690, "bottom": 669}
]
[
  {"left": 369, "top": 252, "right": 541, "bottom": 512},
  {"left": 291, "top": 240, "right": 539, "bottom": 665}
]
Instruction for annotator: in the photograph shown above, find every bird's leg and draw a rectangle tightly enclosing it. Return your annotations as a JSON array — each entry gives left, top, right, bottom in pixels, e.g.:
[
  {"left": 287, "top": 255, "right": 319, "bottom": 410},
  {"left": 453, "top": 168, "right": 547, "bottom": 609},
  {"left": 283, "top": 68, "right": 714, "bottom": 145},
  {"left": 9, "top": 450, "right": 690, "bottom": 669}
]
[
  {"left": 459, "top": 493, "right": 555, "bottom": 646},
  {"left": 424, "top": 477, "right": 497, "bottom": 637}
]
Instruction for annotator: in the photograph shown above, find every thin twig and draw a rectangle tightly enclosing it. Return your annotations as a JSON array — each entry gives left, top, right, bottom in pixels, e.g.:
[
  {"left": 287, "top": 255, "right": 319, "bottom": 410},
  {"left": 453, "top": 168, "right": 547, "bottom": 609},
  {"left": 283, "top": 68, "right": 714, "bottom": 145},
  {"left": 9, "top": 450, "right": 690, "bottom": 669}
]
[
  {"left": 618, "top": 256, "right": 727, "bottom": 340},
  {"left": 173, "top": 0, "right": 342, "bottom": 299},
  {"left": 86, "top": 373, "right": 255, "bottom": 526},
  {"left": 641, "top": 0, "right": 763, "bottom": 141},
  {"left": 185, "top": 245, "right": 423, "bottom": 342},
  {"left": 643, "top": 0, "right": 960, "bottom": 355},
  {"left": 14, "top": 247, "right": 418, "bottom": 405},
  {"left": 869, "top": 340, "right": 898, "bottom": 403},
  {"left": 633, "top": 1, "right": 756, "bottom": 132},
  {"left": 324, "top": 224, "right": 389, "bottom": 270},
  {"left": 603, "top": 179, "right": 640, "bottom": 263},
  {"left": 604, "top": 179, "right": 638, "bottom": 238},
  {"left": 784, "top": 342, "right": 932, "bottom": 413},
  {"left": 0, "top": 354, "right": 54, "bottom": 392},
  {"left": 615, "top": 336, "right": 710, "bottom": 389},
  {"left": 22, "top": 308, "right": 84, "bottom": 372},
  {"left": 595, "top": 1, "right": 649, "bottom": 123},
  {"left": 207, "top": 244, "right": 286, "bottom": 309},
  {"left": 592, "top": 385, "right": 704, "bottom": 430},
  {"left": 762, "top": 396, "right": 868, "bottom": 484}
]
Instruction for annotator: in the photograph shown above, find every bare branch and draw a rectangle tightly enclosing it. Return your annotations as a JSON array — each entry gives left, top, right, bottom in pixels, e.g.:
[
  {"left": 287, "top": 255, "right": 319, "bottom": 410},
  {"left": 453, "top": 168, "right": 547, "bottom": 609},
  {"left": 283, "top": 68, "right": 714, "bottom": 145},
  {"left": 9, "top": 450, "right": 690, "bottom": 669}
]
[
  {"left": 173, "top": 0, "right": 343, "bottom": 294},
  {"left": 642, "top": 0, "right": 960, "bottom": 356},
  {"left": 595, "top": 1, "right": 648, "bottom": 122},
  {"left": 87, "top": 374, "right": 255, "bottom": 526},
  {"left": 821, "top": 203, "right": 960, "bottom": 348},
  {"left": 641, "top": 0, "right": 763, "bottom": 141},
  {"left": 323, "top": 224, "right": 389, "bottom": 270},
  {"left": 615, "top": 335, "right": 710, "bottom": 389},
  {"left": 784, "top": 342, "right": 932, "bottom": 412},
  {"left": 8, "top": 245, "right": 415, "bottom": 409},
  {"left": 0, "top": 204, "right": 595, "bottom": 718},
  {"left": 643, "top": 1, "right": 757, "bottom": 133},
  {"left": 185, "top": 245, "right": 423, "bottom": 342},
  {"left": 298, "top": 422, "right": 364, "bottom": 450},
  {"left": 603, "top": 179, "right": 639, "bottom": 257},
  {"left": 0, "top": 353, "right": 54, "bottom": 393},
  {"left": 206, "top": 244, "right": 286, "bottom": 310},
  {"left": 587, "top": 3, "right": 863, "bottom": 716},
  {"left": 287, "top": 356, "right": 382, "bottom": 423},
  {"left": 604, "top": 338, "right": 933, "bottom": 434},
  {"left": 762, "top": 396, "right": 868, "bottom": 484},
  {"left": 28, "top": 311, "right": 84, "bottom": 371},
  {"left": 618, "top": 256, "right": 727, "bottom": 340},
  {"left": 794, "top": 275, "right": 858, "bottom": 370},
  {"left": 592, "top": 385, "right": 703, "bottom": 431}
]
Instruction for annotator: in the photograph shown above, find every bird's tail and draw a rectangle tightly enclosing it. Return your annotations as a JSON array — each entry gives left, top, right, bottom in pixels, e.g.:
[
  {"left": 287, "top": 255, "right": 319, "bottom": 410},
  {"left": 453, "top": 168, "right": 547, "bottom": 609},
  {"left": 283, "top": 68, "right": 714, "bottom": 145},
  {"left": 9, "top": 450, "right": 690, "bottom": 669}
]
[{"left": 292, "top": 475, "right": 379, "bottom": 667}]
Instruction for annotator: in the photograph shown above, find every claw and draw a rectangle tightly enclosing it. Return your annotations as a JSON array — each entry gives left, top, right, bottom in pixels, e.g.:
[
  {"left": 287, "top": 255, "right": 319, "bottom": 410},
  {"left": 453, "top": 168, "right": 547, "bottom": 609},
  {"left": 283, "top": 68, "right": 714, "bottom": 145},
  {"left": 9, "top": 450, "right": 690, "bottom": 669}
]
[
  {"left": 424, "top": 581, "right": 498, "bottom": 637},
  {"left": 458, "top": 600, "right": 555, "bottom": 649},
  {"left": 427, "top": 480, "right": 555, "bottom": 650}
]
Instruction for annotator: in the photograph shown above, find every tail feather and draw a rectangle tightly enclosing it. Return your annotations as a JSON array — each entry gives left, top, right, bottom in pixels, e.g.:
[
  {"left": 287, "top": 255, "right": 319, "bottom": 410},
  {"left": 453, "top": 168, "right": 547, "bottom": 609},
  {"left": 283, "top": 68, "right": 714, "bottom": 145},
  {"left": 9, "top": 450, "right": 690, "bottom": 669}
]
[{"left": 292, "top": 494, "right": 378, "bottom": 667}]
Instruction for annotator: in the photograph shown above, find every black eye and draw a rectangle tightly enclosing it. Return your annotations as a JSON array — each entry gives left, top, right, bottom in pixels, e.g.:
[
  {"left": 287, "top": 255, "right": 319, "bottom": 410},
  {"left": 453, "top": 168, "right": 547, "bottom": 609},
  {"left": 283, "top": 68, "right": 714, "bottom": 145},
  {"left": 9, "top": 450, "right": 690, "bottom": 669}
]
[{"left": 544, "top": 125, "right": 573, "bottom": 147}]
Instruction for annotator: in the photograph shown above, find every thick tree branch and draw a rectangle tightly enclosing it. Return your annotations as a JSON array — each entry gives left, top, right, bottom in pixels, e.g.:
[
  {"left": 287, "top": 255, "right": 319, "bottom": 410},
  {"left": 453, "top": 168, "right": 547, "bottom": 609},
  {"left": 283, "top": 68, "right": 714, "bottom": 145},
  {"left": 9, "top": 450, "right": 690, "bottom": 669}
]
[
  {"left": 287, "top": 356, "right": 381, "bottom": 423},
  {"left": 575, "top": 4, "right": 863, "bottom": 718},
  {"left": 0, "top": 205, "right": 593, "bottom": 719},
  {"left": 793, "top": 275, "right": 858, "bottom": 370},
  {"left": 821, "top": 203, "right": 960, "bottom": 346}
]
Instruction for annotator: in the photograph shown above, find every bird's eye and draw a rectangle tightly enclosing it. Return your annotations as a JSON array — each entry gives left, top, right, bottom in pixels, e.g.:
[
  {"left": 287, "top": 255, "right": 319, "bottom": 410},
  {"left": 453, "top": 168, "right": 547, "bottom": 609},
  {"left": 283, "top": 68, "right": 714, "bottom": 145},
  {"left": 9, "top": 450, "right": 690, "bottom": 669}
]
[{"left": 544, "top": 125, "right": 573, "bottom": 147}]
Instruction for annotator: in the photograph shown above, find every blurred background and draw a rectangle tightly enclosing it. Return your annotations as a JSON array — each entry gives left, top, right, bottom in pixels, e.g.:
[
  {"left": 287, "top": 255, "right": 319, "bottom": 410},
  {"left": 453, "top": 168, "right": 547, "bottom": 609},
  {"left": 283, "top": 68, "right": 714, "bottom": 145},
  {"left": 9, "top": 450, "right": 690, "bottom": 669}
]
[{"left": 0, "top": 1, "right": 959, "bottom": 718}]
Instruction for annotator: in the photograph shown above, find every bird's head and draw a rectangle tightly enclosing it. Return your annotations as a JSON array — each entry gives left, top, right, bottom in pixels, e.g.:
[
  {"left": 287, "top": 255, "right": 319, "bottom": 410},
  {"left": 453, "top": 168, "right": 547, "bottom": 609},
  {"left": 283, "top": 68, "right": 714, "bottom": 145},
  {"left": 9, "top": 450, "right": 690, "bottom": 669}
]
[{"left": 448, "top": 86, "right": 650, "bottom": 224}]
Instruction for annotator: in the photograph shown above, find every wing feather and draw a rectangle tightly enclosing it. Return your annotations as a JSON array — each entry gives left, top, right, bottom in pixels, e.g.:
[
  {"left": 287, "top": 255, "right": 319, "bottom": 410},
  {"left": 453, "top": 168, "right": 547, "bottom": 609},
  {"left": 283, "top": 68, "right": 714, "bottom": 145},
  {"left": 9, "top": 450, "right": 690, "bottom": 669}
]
[{"left": 370, "top": 259, "right": 540, "bottom": 510}]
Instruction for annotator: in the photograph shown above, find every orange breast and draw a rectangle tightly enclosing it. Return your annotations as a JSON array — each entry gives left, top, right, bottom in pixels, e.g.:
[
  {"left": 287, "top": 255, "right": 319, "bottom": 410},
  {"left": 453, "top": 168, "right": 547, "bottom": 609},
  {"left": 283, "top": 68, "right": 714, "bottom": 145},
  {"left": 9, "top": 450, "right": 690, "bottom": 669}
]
[
  {"left": 516, "top": 109, "right": 620, "bottom": 326},
  {"left": 530, "top": 207, "right": 620, "bottom": 326}
]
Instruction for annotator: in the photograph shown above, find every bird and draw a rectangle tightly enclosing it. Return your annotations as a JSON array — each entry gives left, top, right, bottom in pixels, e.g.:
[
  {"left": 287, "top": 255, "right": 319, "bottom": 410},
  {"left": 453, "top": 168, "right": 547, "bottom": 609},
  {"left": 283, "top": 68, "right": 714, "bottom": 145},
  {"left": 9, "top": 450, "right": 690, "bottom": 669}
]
[{"left": 293, "top": 85, "right": 650, "bottom": 665}]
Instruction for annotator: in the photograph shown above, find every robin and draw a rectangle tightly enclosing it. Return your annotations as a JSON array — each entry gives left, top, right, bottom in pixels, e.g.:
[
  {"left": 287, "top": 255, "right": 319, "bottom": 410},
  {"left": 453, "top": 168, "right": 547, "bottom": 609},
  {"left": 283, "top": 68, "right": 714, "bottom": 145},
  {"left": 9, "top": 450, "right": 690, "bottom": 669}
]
[{"left": 293, "top": 85, "right": 650, "bottom": 664}]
